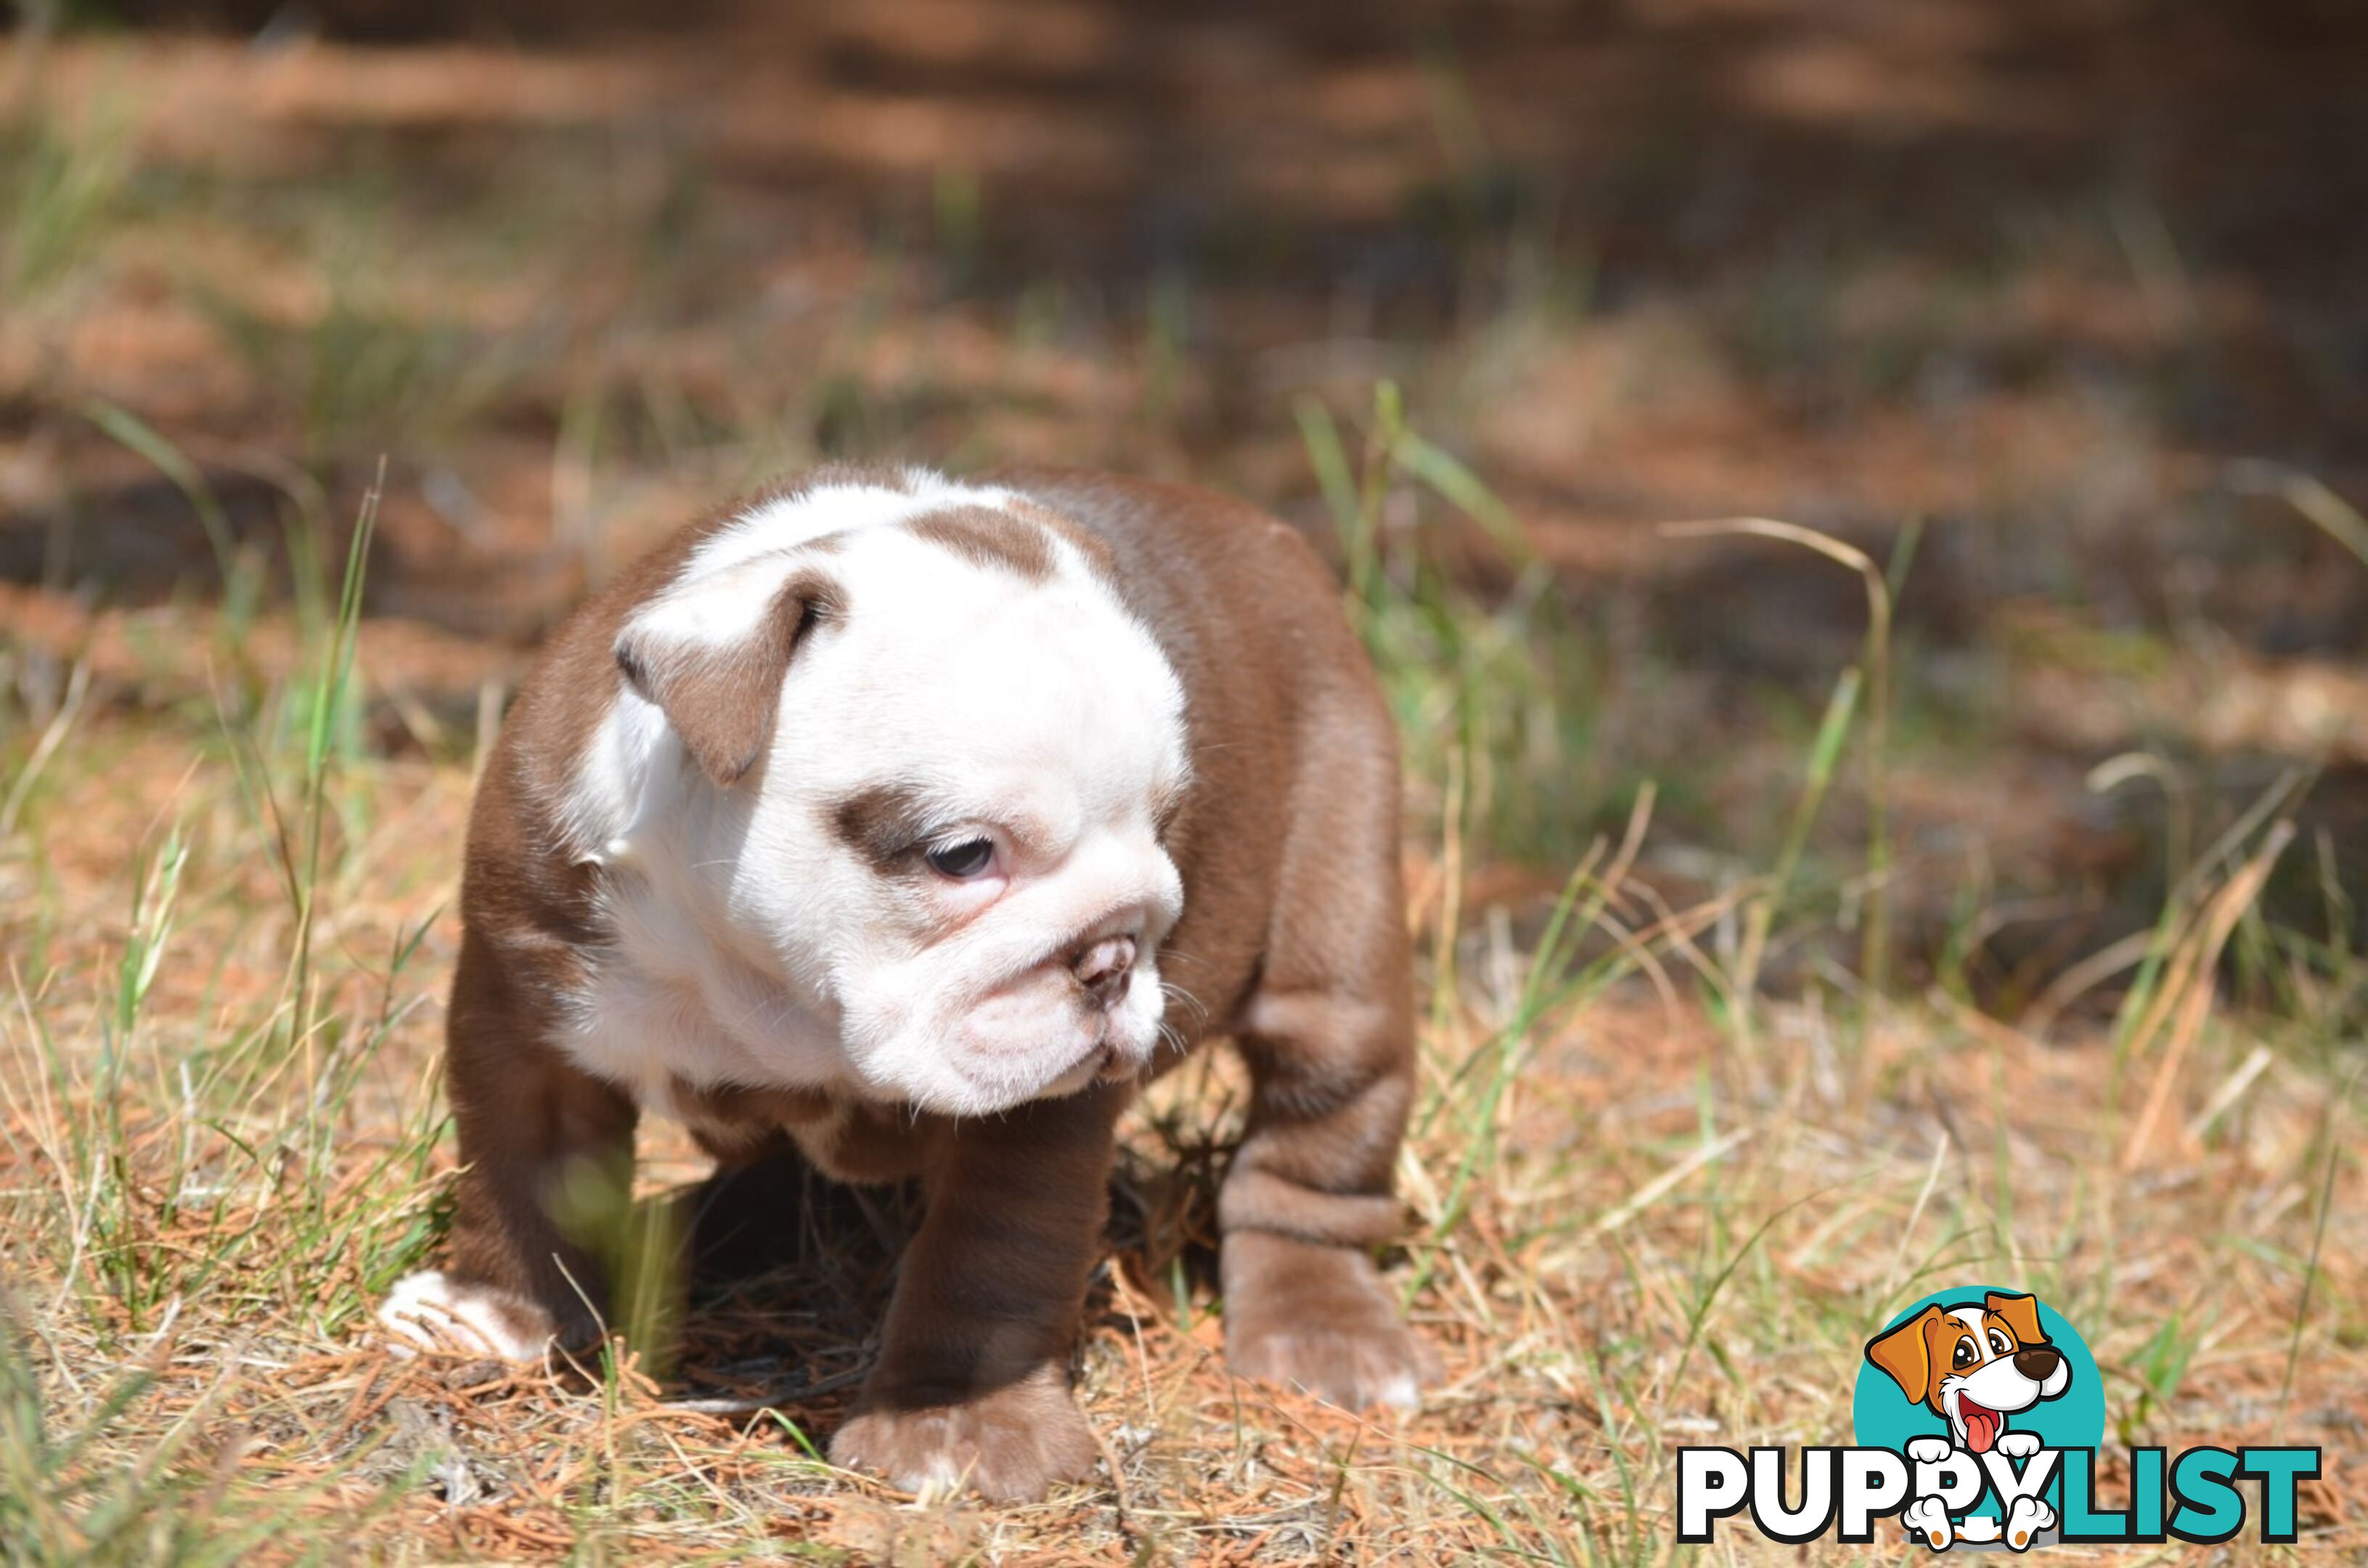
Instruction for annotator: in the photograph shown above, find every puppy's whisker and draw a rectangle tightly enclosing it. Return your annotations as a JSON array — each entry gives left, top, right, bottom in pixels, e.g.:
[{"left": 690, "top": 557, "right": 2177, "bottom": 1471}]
[{"left": 1157, "top": 981, "right": 1210, "bottom": 1022}]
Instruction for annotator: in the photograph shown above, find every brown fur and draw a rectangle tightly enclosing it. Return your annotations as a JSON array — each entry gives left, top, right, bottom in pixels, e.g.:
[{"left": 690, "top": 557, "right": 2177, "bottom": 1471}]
[
  {"left": 615, "top": 565, "right": 842, "bottom": 787},
  {"left": 902, "top": 505, "right": 1057, "bottom": 580},
  {"left": 419, "top": 466, "right": 1428, "bottom": 1500},
  {"left": 828, "top": 780, "right": 935, "bottom": 873}
]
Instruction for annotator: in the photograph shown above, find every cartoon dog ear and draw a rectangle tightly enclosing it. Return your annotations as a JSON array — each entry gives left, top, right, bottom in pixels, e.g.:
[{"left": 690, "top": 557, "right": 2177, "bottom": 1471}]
[
  {"left": 1866, "top": 1304, "right": 1945, "bottom": 1402},
  {"left": 1985, "top": 1291, "right": 2048, "bottom": 1346},
  {"left": 614, "top": 558, "right": 844, "bottom": 788}
]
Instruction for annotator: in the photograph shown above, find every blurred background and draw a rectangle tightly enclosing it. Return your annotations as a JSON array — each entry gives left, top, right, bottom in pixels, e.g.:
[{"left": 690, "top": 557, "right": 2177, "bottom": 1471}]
[{"left": 7, "top": 0, "right": 2367, "bottom": 1014}]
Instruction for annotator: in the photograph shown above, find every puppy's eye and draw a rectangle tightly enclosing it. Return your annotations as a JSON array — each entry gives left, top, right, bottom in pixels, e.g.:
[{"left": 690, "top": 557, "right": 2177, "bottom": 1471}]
[
  {"left": 1953, "top": 1339, "right": 1977, "bottom": 1368},
  {"left": 925, "top": 836, "right": 995, "bottom": 879},
  {"left": 1988, "top": 1328, "right": 2014, "bottom": 1357}
]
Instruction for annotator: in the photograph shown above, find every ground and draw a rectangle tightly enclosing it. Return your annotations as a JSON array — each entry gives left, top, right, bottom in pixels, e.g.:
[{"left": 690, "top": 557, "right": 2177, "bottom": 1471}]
[{"left": 1, "top": 1, "right": 2364, "bottom": 1561}]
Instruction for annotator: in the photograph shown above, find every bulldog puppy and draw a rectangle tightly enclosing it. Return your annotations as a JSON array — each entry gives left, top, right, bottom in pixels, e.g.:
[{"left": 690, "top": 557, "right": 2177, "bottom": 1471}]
[{"left": 379, "top": 465, "right": 1434, "bottom": 1500}]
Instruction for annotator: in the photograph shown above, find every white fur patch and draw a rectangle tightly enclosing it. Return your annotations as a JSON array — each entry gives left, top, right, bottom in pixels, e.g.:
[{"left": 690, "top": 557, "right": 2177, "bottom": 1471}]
[
  {"left": 377, "top": 1270, "right": 552, "bottom": 1360},
  {"left": 613, "top": 471, "right": 1020, "bottom": 661},
  {"left": 682, "top": 467, "right": 1012, "bottom": 581},
  {"left": 554, "top": 470, "right": 1191, "bottom": 1124}
]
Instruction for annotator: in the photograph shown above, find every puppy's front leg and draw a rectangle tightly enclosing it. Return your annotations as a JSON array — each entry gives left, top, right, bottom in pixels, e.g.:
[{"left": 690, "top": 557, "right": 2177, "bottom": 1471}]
[
  {"left": 829, "top": 1082, "right": 1124, "bottom": 1502},
  {"left": 380, "top": 931, "right": 637, "bottom": 1360}
]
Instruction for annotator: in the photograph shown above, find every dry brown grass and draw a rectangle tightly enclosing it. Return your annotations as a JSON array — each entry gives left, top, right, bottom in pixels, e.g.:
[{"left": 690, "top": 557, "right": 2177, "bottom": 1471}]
[{"left": 3, "top": 687, "right": 2361, "bottom": 1561}]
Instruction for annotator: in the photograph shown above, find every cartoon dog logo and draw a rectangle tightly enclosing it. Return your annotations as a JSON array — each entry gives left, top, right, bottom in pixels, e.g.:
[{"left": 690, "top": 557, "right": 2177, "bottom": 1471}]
[{"left": 1866, "top": 1291, "right": 2072, "bottom": 1550}]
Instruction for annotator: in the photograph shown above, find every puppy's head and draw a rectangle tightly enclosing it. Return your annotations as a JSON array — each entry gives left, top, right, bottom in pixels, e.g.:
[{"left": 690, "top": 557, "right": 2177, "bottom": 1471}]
[
  {"left": 1864, "top": 1291, "right": 2071, "bottom": 1455},
  {"left": 603, "top": 478, "right": 1189, "bottom": 1116}
]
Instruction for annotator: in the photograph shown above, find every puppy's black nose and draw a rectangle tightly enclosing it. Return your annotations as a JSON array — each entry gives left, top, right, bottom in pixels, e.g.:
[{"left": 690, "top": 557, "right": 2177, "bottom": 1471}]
[
  {"left": 1072, "top": 934, "right": 1136, "bottom": 1008},
  {"left": 2014, "top": 1345, "right": 2060, "bottom": 1381}
]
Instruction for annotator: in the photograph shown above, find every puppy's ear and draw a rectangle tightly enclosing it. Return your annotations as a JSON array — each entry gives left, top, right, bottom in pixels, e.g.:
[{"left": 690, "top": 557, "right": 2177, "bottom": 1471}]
[
  {"left": 1866, "top": 1304, "right": 1943, "bottom": 1403},
  {"left": 615, "top": 559, "right": 844, "bottom": 787},
  {"left": 1985, "top": 1291, "right": 2047, "bottom": 1347}
]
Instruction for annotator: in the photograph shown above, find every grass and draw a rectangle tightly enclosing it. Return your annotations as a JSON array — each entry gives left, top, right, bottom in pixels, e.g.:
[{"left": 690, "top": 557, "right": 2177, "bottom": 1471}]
[
  {"left": 3, "top": 21, "right": 2366, "bottom": 1563},
  {"left": 1, "top": 88, "right": 134, "bottom": 309}
]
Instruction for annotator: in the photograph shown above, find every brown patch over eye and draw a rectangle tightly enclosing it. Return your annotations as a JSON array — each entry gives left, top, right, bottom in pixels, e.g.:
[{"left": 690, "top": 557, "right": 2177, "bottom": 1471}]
[{"left": 830, "top": 782, "right": 936, "bottom": 873}]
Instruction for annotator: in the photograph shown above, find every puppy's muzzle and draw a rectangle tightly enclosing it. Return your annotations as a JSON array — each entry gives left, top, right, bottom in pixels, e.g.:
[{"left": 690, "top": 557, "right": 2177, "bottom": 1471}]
[
  {"left": 2013, "top": 1345, "right": 2061, "bottom": 1381},
  {"left": 1071, "top": 934, "right": 1137, "bottom": 1008}
]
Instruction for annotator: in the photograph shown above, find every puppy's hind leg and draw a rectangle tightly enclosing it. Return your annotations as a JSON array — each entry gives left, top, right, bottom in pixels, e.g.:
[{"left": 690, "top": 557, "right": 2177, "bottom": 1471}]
[{"left": 1218, "top": 703, "right": 1437, "bottom": 1409}]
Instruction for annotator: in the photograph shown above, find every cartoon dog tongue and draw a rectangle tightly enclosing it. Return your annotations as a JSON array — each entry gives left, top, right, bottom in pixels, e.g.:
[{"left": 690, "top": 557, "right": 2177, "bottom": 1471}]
[{"left": 1960, "top": 1400, "right": 2002, "bottom": 1454}]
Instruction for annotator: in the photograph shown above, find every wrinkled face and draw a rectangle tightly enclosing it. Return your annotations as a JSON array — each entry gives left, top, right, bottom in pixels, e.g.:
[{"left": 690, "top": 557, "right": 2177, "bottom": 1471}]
[
  {"left": 747, "top": 535, "right": 1188, "bottom": 1114},
  {"left": 590, "top": 478, "right": 1191, "bottom": 1118}
]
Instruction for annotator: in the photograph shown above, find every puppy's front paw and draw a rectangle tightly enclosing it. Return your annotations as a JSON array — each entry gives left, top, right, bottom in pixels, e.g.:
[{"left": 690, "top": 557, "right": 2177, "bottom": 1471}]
[
  {"left": 1222, "top": 1231, "right": 1439, "bottom": 1410},
  {"left": 1994, "top": 1430, "right": 2042, "bottom": 1459},
  {"left": 377, "top": 1270, "right": 554, "bottom": 1361},
  {"left": 830, "top": 1368, "right": 1098, "bottom": 1503}
]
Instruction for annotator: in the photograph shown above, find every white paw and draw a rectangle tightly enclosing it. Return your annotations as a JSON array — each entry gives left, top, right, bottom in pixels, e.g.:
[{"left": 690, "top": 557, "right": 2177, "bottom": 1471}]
[
  {"left": 378, "top": 1271, "right": 553, "bottom": 1360},
  {"left": 1903, "top": 1495, "right": 1954, "bottom": 1551},
  {"left": 2005, "top": 1495, "right": 2056, "bottom": 1551},
  {"left": 1996, "top": 1430, "right": 2042, "bottom": 1459},
  {"left": 1906, "top": 1435, "right": 1956, "bottom": 1464}
]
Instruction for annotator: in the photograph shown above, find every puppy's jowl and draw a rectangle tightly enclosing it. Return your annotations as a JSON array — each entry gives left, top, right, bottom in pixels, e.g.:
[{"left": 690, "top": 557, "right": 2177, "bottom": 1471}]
[{"left": 380, "top": 466, "right": 1435, "bottom": 1500}]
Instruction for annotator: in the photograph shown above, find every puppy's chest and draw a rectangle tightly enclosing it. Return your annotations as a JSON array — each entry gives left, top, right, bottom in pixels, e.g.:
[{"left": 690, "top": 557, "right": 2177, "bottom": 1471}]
[{"left": 559, "top": 880, "right": 924, "bottom": 1180}]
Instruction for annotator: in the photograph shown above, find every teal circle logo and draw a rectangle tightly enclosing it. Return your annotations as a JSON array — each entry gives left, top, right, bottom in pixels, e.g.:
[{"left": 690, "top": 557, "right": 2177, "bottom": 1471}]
[{"left": 1854, "top": 1286, "right": 2105, "bottom": 1526}]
